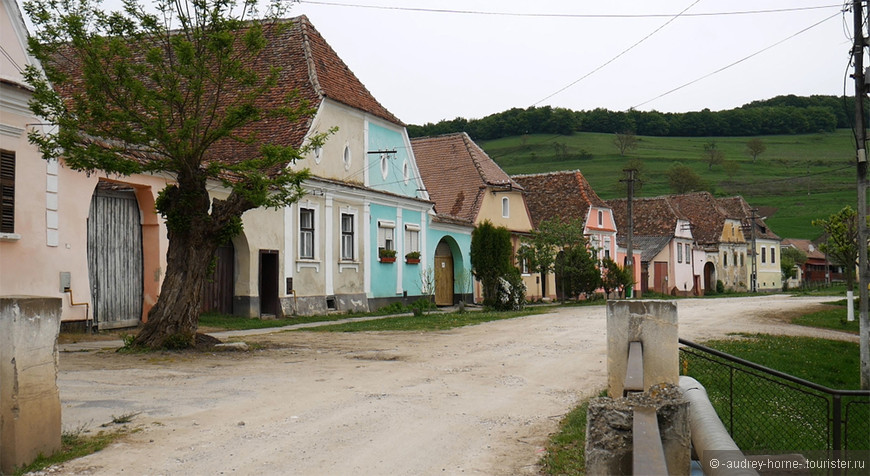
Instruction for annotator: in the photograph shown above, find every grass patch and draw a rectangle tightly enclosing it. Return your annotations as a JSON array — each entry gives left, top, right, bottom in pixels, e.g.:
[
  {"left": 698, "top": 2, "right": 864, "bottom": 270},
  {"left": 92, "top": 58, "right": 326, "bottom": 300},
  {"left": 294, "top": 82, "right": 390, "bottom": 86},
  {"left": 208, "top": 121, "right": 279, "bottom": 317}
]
[
  {"left": 12, "top": 425, "right": 129, "bottom": 475},
  {"left": 297, "top": 308, "right": 546, "bottom": 332},
  {"left": 791, "top": 305, "right": 860, "bottom": 334},
  {"left": 539, "top": 390, "right": 606, "bottom": 475},
  {"left": 681, "top": 334, "right": 865, "bottom": 453}
]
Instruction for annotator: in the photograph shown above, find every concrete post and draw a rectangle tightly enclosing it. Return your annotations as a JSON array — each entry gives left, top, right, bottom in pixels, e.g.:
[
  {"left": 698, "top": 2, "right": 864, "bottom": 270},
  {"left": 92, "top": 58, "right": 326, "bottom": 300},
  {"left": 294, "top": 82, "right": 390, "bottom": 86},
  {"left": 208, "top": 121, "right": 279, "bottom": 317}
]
[
  {"left": 606, "top": 300, "right": 679, "bottom": 398},
  {"left": 1, "top": 297, "right": 62, "bottom": 474}
]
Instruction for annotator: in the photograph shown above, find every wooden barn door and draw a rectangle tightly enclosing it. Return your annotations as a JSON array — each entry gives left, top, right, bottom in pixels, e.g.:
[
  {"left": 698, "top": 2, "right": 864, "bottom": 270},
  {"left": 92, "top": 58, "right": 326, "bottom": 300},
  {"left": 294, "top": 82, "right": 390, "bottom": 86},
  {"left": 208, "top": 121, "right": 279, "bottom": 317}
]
[{"left": 87, "top": 183, "right": 143, "bottom": 329}]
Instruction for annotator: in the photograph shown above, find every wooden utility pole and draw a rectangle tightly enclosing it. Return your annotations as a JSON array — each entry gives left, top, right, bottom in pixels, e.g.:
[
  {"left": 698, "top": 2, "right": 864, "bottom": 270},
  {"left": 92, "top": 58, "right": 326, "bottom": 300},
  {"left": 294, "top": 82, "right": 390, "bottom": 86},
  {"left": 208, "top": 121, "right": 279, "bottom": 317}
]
[
  {"left": 852, "top": 0, "right": 870, "bottom": 389},
  {"left": 750, "top": 208, "right": 758, "bottom": 293}
]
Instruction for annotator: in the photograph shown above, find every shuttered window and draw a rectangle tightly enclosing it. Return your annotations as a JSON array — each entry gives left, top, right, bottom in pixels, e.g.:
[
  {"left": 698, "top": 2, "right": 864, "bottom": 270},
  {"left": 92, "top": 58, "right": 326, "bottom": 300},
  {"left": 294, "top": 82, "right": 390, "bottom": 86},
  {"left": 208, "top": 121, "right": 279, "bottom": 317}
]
[{"left": 0, "top": 151, "right": 14, "bottom": 233}]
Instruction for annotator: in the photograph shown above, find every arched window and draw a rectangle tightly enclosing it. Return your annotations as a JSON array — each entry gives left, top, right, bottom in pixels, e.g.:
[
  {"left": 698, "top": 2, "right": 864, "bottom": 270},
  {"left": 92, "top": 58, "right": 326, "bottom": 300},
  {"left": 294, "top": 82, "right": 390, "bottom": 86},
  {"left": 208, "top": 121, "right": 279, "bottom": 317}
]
[{"left": 502, "top": 197, "right": 509, "bottom": 218}]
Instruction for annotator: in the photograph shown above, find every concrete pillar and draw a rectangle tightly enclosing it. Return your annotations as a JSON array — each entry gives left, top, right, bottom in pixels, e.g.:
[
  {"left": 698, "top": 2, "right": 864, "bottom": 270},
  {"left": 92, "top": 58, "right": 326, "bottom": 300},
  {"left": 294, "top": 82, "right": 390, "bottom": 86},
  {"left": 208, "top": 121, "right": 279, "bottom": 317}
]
[
  {"left": 1, "top": 297, "right": 62, "bottom": 474},
  {"left": 606, "top": 300, "right": 679, "bottom": 398},
  {"left": 585, "top": 383, "right": 691, "bottom": 475}
]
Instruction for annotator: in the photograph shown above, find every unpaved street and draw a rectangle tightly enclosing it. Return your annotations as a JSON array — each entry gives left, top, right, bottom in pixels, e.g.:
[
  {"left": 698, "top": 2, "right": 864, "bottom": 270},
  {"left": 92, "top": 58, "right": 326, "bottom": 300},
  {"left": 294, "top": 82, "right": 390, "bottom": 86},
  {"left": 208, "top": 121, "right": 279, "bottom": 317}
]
[{"left": 50, "top": 295, "right": 854, "bottom": 475}]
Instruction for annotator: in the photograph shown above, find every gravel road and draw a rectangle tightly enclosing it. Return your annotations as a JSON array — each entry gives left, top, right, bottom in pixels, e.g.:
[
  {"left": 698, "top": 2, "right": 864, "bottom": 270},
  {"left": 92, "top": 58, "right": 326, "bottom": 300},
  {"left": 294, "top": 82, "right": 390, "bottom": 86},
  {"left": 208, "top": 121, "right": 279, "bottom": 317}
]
[{"left": 47, "top": 295, "right": 855, "bottom": 476}]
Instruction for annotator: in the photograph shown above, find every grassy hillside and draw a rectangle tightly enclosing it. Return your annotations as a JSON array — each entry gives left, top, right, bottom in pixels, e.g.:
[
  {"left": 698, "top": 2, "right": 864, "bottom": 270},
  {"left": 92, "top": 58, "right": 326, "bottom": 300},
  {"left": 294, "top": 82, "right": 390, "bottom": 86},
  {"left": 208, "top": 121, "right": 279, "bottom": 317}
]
[{"left": 479, "top": 130, "right": 859, "bottom": 240}]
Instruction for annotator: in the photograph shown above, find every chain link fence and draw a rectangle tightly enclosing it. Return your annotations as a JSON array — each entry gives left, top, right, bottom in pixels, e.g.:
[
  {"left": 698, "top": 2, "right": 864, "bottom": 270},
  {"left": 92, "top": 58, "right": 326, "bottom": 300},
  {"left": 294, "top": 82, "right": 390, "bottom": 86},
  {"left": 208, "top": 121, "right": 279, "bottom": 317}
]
[{"left": 678, "top": 339, "right": 869, "bottom": 454}]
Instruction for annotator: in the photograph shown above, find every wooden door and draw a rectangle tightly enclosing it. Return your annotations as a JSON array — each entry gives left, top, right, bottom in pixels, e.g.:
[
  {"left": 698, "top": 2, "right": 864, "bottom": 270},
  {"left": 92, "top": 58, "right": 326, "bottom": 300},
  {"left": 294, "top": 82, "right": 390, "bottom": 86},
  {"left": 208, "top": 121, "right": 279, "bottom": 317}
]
[
  {"left": 259, "top": 250, "right": 279, "bottom": 317},
  {"left": 434, "top": 256, "right": 454, "bottom": 306},
  {"left": 87, "top": 183, "right": 143, "bottom": 329},
  {"left": 653, "top": 261, "right": 668, "bottom": 294},
  {"left": 202, "top": 243, "right": 235, "bottom": 315}
]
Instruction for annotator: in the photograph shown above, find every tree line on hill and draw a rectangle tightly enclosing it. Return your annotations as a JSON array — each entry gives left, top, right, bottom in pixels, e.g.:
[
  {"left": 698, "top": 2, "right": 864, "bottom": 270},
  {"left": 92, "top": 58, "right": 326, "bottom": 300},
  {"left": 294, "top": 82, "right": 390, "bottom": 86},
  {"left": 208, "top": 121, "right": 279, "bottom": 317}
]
[{"left": 407, "top": 95, "right": 865, "bottom": 141}]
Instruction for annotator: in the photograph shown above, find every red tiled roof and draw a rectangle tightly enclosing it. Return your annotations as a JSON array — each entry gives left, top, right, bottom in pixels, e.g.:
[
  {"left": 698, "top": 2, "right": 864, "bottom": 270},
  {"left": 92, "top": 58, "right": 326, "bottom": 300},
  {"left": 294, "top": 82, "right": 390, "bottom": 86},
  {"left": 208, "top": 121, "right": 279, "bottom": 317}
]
[
  {"left": 411, "top": 132, "right": 520, "bottom": 223},
  {"left": 50, "top": 16, "right": 401, "bottom": 170},
  {"left": 781, "top": 238, "right": 825, "bottom": 260},
  {"left": 664, "top": 192, "right": 731, "bottom": 245},
  {"left": 511, "top": 171, "right": 606, "bottom": 228},
  {"left": 606, "top": 196, "right": 688, "bottom": 238},
  {"left": 716, "top": 196, "right": 781, "bottom": 241}
]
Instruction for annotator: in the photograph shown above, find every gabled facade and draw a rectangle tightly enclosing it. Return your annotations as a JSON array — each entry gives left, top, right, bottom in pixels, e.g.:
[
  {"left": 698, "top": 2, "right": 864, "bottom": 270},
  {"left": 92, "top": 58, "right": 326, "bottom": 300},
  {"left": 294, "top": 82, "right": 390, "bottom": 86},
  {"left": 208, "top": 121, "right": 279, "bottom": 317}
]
[
  {"left": 666, "top": 192, "right": 749, "bottom": 292},
  {"left": 781, "top": 238, "right": 841, "bottom": 287},
  {"left": 607, "top": 197, "right": 702, "bottom": 296},
  {"left": 511, "top": 171, "right": 624, "bottom": 299},
  {"left": 716, "top": 196, "right": 782, "bottom": 292},
  {"left": 411, "top": 133, "right": 535, "bottom": 302},
  {"left": 19, "top": 12, "right": 463, "bottom": 327}
]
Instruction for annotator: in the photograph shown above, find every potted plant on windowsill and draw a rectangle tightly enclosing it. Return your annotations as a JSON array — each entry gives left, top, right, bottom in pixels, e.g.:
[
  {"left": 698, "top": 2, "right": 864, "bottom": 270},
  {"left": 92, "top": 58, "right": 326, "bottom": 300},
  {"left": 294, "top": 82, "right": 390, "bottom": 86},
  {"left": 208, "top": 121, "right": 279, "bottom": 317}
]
[
  {"left": 379, "top": 248, "right": 397, "bottom": 263},
  {"left": 405, "top": 251, "right": 421, "bottom": 264}
]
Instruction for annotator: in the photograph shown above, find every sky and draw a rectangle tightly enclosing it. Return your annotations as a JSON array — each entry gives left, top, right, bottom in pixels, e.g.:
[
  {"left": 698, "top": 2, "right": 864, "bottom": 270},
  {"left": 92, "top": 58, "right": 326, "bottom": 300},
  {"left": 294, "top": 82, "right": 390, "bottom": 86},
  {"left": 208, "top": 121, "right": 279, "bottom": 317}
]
[{"left": 20, "top": 0, "right": 857, "bottom": 125}]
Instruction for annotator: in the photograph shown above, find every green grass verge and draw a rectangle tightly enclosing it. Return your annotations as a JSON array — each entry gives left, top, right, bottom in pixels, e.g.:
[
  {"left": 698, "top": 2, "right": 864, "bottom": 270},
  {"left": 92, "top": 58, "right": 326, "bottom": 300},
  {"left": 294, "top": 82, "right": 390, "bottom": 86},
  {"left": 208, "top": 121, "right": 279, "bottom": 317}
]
[
  {"left": 791, "top": 304, "right": 861, "bottom": 334},
  {"left": 296, "top": 308, "right": 546, "bottom": 332},
  {"left": 539, "top": 390, "right": 607, "bottom": 476},
  {"left": 13, "top": 427, "right": 129, "bottom": 475}
]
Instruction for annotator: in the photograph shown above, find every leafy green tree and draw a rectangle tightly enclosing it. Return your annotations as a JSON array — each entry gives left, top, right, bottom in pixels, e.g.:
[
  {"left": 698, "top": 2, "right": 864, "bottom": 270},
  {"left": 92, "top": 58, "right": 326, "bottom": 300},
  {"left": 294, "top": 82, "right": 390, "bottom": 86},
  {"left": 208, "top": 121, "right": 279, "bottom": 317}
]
[
  {"left": 517, "top": 218, "right": 586, "bottom": 300},
  {"left": 25, "top": 0, "right": 328, "bottom": 348},
  {"left": 555, "top": 242, "right": 600, "bottom": 301},
  {"left": 780, "top": 247, "right": 807, "bottom": 281},
  {"left": 745, "top": 138, "right": 767, "bottom": 162},
  {"left": 600, "top": 258, "right": 634, "bottom": 299},
  {"left": 666, "top": 164, "right": 707, "bottom": 194},
  {"left": 813, "top": 206, "right": 865, "bottom": 292},
  {"left": 471, "top": 220, "right": 515, "bottom": 309}
]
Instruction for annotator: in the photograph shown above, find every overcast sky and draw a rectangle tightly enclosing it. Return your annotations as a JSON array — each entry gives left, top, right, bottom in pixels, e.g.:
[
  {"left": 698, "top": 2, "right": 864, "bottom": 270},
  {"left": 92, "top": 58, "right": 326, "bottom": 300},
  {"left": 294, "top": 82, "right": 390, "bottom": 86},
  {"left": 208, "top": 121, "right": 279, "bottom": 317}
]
[
  {"left": 20, "top": 0, "right": 855, "bottom": 125},
  {"left": 286, "top": 1, "right": 852, "bottom": 125}
]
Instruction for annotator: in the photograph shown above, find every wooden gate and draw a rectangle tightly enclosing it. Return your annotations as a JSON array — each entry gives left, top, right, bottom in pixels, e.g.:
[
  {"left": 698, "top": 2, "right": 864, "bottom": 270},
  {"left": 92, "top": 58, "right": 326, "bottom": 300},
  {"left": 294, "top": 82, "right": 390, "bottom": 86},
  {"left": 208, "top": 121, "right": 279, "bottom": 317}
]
[
  {"left": 434, "top": 240, "right": 454, "bottom": 306},
  {"left": 87, "top": 183, "right": 143, "bottom": 329},
  {"left": 653, "top": 261, "right": 668, "bottom": 294},
  {"left": 202, "top": 243, "right": 235, "bottom": 315}
]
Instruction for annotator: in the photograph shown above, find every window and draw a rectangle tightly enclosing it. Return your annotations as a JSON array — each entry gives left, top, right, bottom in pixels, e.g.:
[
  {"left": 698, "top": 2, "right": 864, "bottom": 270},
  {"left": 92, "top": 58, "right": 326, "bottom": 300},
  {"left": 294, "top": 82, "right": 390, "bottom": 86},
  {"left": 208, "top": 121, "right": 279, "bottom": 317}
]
[
  {"left": 380, "top": 154, "right": 389, "bottom": 179},
  {"left": 404, "top": 224, "right": 420, "bottom": 253},
  {"left": 378, "top": 221, "right": 395, "bottom": 251},
  {"left": 740, "top": 253, "right": 744, "bottom": 267},
  {"left": 723, "top": 252, "right": 728, "bottom": 267},
  {"left": 761, "top": 247, "right": 767, "bottom": 263},
  {"left": 0, "top": 151, "right": 14, "bottom": 234},
  {"left": 340, "top": 213, "right": 354, "bottom": 260},
  {"left": 403, "top": 161, "right": 409, "bottom": 184},
  {"left": 299, "top": 208, "right": 315, "bottom": 259},
  {"left": 501, "top": 197, "right": 509, "bottom": 218},
  {"left": 603, "top": 236, "right": 611, "bottom": 260},
  {"left": 598, "top": 210, "right": 603, "bottom": 226},
  {"left": 685, "top": 244, "right": 691, "bottom": 262},
  {"left": 770, "top": 247, "right": 776, "bottom": 264},
  {"left": 677, "top": 242, "right": 683, "bottom": 263}
]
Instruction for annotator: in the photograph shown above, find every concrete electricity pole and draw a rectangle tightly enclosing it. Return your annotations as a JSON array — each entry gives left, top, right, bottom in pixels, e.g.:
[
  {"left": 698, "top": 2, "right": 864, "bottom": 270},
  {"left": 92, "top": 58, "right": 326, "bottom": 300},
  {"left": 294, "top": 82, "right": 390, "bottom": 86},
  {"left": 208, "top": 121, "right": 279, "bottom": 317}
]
[
  {"left": 851, "top": 0, "right": 869, "bottom": 389},
  {"left": 750, "top": 208, "right": 758, "bottom": 293},
  {"left": 621, "top": 169, "right": 637, "bottom": 298}
]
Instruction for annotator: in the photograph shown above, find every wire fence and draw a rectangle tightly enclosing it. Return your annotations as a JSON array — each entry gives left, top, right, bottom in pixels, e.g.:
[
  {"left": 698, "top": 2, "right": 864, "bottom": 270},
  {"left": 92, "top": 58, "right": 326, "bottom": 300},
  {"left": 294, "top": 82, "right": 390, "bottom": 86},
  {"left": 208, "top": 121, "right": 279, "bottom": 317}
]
[{"left": 678, "top": 339, "right": 869, "bottom": 455}]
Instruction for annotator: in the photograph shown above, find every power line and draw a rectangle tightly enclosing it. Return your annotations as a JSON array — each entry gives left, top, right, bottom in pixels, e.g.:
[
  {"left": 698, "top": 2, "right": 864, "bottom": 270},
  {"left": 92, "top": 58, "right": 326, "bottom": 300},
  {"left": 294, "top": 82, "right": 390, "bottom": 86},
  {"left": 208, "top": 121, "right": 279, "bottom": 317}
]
[
  {"left": 532, "top": 0, "right": 702, "bottom": 107},
  {"left": 296, "top": 1, "right": 842, "bottom": 19},
  {"left": 631, "top": 11, "right": 843, "bottom": 110}
]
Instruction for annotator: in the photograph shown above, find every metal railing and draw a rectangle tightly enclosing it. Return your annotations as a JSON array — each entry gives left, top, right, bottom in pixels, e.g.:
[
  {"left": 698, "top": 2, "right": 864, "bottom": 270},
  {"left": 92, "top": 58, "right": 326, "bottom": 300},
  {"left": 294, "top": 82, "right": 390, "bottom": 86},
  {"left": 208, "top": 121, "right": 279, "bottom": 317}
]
[{"left": 678, "top": 338, "right": 870, "bottom": 455}]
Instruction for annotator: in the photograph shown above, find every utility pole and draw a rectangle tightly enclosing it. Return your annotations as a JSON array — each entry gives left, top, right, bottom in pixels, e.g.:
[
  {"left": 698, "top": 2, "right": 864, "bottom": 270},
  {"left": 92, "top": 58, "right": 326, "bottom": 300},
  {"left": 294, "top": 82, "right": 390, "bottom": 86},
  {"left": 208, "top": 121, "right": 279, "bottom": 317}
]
[
  {"left": 851, "top": 0, "right": 869, "bottom": 389},
  {"left": 750, "top": 208, "right": 758, "bottom": 293},
  {"left": 621, "top": 169, "right": 637, "bottom": 298}
]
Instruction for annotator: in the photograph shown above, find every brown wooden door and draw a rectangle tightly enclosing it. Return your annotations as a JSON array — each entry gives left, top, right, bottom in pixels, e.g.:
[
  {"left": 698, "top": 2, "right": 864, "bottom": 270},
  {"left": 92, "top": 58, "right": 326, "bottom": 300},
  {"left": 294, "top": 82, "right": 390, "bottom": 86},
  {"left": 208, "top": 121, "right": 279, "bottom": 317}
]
[
  {"left": 654, "top": 261, "right": 668, "bottom": 294},
  {"left": 202, "top": 243, "right": 234, "bottom": 314},
  {"left": 434, "top": 257, "right": 454, "bottom": 306}
]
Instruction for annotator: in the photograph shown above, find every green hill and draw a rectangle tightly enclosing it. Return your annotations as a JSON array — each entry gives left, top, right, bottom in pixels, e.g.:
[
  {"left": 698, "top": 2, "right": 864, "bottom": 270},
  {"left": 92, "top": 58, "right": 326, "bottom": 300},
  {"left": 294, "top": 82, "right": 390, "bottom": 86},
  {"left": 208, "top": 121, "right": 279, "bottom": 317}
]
[{"left": 478, "top": 130, "right": 859, "bottom": 240}]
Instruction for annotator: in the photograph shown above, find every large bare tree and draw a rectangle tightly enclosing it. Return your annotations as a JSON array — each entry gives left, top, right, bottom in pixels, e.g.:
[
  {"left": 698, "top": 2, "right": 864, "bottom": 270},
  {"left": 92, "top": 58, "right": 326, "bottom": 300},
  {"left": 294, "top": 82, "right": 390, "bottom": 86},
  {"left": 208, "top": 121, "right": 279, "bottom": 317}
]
[{"left": 25, "top": 0, "right": 327, "bottom": 348}]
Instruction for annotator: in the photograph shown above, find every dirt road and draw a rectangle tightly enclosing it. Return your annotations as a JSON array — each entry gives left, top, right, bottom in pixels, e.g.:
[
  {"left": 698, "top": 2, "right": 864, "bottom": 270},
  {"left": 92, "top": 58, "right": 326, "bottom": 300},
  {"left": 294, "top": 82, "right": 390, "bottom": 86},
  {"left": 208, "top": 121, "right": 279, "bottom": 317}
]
[{"left": 49, "top": 295, "right": 854, "bottom": 475}]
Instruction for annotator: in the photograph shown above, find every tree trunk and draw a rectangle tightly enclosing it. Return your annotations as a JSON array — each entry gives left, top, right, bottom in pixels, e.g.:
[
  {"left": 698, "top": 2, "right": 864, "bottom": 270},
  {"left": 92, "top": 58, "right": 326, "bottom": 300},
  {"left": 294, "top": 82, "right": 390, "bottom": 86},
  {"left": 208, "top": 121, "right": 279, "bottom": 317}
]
[{"left": 133, "top": 223, "right": 218, "bottom": 349}]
